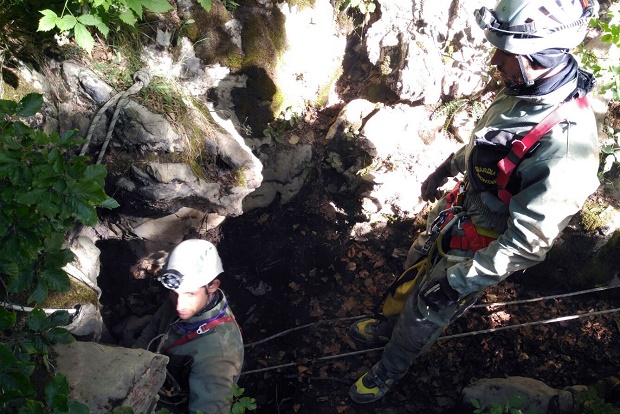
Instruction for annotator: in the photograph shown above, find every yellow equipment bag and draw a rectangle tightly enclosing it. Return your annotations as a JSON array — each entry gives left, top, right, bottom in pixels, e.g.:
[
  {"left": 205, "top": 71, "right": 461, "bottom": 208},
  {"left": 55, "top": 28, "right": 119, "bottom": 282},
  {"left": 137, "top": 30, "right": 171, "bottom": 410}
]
[{"left": 381, "top": 258, "right": 428, "bottom": 317}]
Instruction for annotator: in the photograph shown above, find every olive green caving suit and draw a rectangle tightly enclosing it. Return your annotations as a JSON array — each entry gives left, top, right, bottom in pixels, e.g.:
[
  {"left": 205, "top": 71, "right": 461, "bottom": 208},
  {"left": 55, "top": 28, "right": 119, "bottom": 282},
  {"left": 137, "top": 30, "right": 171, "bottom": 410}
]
[
  {"left": 133, "top": 290, "right": 244, "bottom": 414},
  {"left": 384, "top": 76, "right": 600, "bottom": 375}
]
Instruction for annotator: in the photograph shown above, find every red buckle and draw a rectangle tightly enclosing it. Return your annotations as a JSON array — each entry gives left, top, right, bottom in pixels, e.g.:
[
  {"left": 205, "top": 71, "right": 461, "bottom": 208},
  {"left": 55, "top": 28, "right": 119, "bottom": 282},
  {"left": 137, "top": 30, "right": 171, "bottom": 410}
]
[{"left": 449, "top": 221, "right": 496, "bottom": 253}]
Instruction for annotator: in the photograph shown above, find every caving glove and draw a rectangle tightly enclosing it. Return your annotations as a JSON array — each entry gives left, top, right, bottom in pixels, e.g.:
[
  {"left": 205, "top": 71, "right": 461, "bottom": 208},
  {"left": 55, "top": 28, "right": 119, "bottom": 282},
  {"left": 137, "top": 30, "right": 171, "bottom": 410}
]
[
  {"left": 420, "top": 153, "right": 454, "bottom": 202},
  {"left": 420, "top": 277, "right": 460, "bottom": 313}
]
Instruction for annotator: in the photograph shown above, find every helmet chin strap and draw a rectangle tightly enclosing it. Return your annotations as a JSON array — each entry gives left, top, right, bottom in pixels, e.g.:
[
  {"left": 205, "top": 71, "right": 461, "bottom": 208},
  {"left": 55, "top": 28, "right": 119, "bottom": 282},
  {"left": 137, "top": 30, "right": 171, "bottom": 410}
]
[
  {"left": 517, "top": 54, "right": 558, "bottom": 88},
  {"left": 517, "top": 55, "right": 535, "bottom": 87}
]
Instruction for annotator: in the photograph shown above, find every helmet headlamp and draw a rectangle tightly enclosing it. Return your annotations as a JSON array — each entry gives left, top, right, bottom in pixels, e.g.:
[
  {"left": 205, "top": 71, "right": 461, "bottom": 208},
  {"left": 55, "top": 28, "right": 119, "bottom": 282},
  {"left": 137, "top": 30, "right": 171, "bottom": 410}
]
[{"left": 158, "top": 269, "right": 184, "bottom": 290}]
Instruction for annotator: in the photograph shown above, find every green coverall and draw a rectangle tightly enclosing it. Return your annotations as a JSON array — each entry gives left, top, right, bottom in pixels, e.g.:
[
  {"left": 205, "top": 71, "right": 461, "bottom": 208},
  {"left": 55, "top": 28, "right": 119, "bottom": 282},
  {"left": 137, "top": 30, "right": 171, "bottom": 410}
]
[{"left": 386, "top": 73, "right": 600, "bottom": 375}]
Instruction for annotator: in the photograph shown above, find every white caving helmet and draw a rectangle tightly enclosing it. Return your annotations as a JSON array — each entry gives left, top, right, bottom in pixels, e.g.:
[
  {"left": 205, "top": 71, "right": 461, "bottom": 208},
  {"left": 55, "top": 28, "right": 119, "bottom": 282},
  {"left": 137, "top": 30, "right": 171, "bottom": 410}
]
[
  {"left": 475, "top": 0, "right": 599, "bottom": 56},
  {"left": 158, "top": 239, "right": 224, "bottom": 292}
]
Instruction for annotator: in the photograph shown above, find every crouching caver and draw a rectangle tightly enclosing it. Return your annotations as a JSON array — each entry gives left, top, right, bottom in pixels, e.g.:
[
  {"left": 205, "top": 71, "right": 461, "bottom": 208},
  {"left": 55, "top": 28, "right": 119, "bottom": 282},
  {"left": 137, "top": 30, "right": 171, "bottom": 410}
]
[
  {"left": 348, "top": 0, "right": 601, "bottom": 404},
  {"left": 133, "top": 239, "right": 244, "bottom": 413}
]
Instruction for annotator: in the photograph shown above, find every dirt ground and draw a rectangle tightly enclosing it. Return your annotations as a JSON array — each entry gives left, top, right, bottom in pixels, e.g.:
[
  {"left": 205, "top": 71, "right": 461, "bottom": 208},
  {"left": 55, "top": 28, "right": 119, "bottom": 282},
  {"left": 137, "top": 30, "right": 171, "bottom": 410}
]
[{"left": 211, "top": 177, "right": 620, "bottom": 414}]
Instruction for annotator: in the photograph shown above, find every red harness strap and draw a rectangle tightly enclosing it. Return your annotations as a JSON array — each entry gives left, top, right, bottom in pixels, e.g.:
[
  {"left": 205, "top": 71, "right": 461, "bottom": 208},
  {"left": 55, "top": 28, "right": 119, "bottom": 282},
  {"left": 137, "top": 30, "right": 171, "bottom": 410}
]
[
  {"left": 164, "top": 316, "right": 237, "bottom": 352},
  {"left": 449, "top": 221, "right": 496, "bottom": 253},
  {"left": 442, "top": 182, "right": 497, "bottom": 253},
  {"left": 496, "top": 96, "right": 589, "bottom": 203}
]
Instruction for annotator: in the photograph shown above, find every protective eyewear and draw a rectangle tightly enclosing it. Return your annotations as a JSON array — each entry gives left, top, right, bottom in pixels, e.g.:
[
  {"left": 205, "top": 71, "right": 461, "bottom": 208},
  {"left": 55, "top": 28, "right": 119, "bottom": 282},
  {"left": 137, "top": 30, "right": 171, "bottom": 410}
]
[{"left": 158, "top": 270, "right": 183, "bottom": 289}]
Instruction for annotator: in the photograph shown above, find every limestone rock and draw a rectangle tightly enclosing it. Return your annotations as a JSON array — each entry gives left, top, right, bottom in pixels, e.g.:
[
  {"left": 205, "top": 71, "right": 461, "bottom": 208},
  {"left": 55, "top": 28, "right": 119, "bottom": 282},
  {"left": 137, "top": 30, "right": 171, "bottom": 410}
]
[
  {"left": 54, "top": 342, "right": 168, "bottom": 414},
  {"left": 460, "top": 377, "right": 574, "bottom": 414}
]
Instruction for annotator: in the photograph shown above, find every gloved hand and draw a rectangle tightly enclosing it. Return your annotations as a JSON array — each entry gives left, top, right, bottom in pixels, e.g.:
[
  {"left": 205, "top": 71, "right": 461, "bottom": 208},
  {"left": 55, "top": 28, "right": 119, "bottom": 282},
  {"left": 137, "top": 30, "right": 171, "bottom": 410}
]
[
  {"left": 420, "top": 277, "right": 460, "bottom": 313},
  {"left": 421, "top": 153, "right": 454, "bottom": 202}
]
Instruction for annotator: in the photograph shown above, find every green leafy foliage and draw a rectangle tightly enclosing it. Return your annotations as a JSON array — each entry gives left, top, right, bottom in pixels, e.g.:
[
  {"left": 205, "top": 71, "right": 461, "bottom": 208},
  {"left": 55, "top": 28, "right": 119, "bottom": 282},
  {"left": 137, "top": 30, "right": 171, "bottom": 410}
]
[
  {"left": 575, "top": 387, "right": 620, "bottom": 414},
  {"left": 580, "top": 3, "right": 620, "bottom": 101},
  {"left": 0, "top": 306, "right": 91, "bottom": 413},
  {"left": 0, "top": 93, "right": 119, "bottom": 305},
  {"left": 0, "top": 93, "right": 120, "bottom": 412},
  {"left": 228, "top": 384, "right": 257, "bottom": 414},
  {"left": 263, "top": 106, "right": 302, "bottom": 144},
  {"left": 471, "top": 396, "right": 531, "bottom": 414},
  {"left": 432, "top": 97, "right": 487, "bottom": 134},
  {"left": 598, "top": 125, "right": 620, "bottom": 182},
  {"left": 36, "top": 0, "right": 174, "bottom": 53}
]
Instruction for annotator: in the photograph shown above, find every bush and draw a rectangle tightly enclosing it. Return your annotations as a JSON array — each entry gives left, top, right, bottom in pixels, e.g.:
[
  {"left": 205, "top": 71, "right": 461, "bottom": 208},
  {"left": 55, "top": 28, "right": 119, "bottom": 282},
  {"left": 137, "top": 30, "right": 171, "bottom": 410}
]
[{"left": 0, "top": 93, "right": 118, "bottom": 413}]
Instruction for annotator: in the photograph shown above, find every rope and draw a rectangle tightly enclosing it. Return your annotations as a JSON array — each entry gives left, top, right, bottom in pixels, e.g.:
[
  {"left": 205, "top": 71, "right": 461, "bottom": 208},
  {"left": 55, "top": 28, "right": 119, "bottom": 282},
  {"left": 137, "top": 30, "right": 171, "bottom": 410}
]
[
  {"left": 240, "top": 283, "right": 620, "bottom": 377},
  {"left": 471, "top": 281, "right": 620, "bottom": 309},
  {"left": 244, "top": 315, "right": 364, "bottom": 348},
  {"left": 79, "top": 69, "right": 151, "bottom": 164},
  {"left": 240, "top": 306, "right": 620, "bottom": 376},
  {"left": 244, "top": 282, "right": 620, "bottom": 348}
]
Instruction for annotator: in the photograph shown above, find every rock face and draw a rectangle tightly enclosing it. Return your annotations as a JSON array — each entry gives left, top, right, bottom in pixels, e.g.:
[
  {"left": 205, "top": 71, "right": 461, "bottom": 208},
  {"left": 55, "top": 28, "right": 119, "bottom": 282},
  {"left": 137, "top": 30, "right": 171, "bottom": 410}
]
[
  {"left": 53, "top": 342, "right": 168, "bottom": 414},
  {"left": 460, "top": 377, "right": 574, "bottom": 414}
]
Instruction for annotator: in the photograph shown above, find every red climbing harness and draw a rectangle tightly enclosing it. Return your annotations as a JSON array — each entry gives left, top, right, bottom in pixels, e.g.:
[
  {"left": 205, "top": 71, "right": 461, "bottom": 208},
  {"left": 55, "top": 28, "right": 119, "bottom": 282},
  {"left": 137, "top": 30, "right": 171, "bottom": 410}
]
[
  {"left": 164, "top": 316, "right": 237, "bottom": 352},
  {"left": 441, "top": 182, "right": 497, "bottom": 253},
  {"left": 496, "top": 96, "right": 589, "bottom": 203}
]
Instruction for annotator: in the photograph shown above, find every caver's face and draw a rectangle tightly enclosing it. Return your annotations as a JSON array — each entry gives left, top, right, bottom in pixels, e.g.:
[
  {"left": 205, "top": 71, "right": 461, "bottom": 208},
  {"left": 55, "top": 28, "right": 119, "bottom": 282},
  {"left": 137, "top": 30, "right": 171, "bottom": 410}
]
[
  {"left": 490, "top": 48, "right": 527, "bottom": 89},
  {"left": 172, "top": 278, "right": 220, "bottom": 320}
]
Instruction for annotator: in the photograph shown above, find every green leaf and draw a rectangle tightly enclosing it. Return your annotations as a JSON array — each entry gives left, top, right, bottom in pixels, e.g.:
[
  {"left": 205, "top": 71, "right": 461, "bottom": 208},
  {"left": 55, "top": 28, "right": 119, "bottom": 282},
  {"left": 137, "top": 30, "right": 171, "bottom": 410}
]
[
  {"left": 94, "top": 20, "right": 110, "bottom": 38},
  {"left": 33, "top": 335, "right": 49, "bottom": 354},
  {"left": 84, "top": 164, "right": 108, "bottom": 184},
  {"left": 74, "top": 23, "right": 95, "bottom": 54},
  {"left": 46, "top": 310, "right": 71, "bottom": 328},
  {"left": 0, "top": 260, "right": 18, "bottom": 276},
  {"left": 98, "top": 197, "right": 120, "bottom": 209},
  {"left": 59, "top": 129, "right": 79, "bottom": 146},
  {"left": 42, "top": 268, "right": 70, "bottom": 292},
  {"left": 232, "top": 385, "right": 244, "bottom": 397},
  {"left": 0, "top": 308, "right": 17, "bottom": 330},
  {"left": 47, "top": 148, "right": 64, "bottom": 173},
  {"left": 67, "top": 400, "right": 90, "bottom": 414},
  {"left": 68, "top": 197, "right": 99, "bottom": 227},
  {"left": 45, "top": 327, "right": 75, "bottom": 344},
  {"left": 77, "top": 13, "right": 102, "bottom": 26},
  {"left": 38, "top": 10, "right": 59, "bottom": 32},
  {"left": 197, "top": 0, "right": 212, "bottom": 12},
  {"left": 141, "top": 0, "right": 174, "bottom": 13},
  {"left": 0, "top": 343, "right": 18, "bottom": 367},
  {"left": 15, "top": 188, "right": 46, "bottom": 205},
  {"left": 16, "top": 93, "right": 43, "bottom": 117},
  {"left": 19, "top": 338, "right": 37, "bottom": 355},
  {"left": 8, "top": 269, "right": 35, "bottom": 293},
  {"left": 71, "top": 179, "right": 106, "bottom": 199},
  {"left": 119, "top": 8, "right": 137, "bottom": 25},
  {"left": 126, "top": 0, "right": 143, "bottom": 19},
  {"left": 26, "top": 308, "right": 48, "bottom": 331},
  {"left": 46, "top": 374, "right": 70, "bottom": 412},
  {"left": 15, "top": 399, "right": 45, "bottom": 414},
  {"left": 56, "top": 15, "right": 78, "bottom": 31},
  {"left": 28, "top": 281, "right": 49, "bottom": 306},
  {"left": 35, "top": 194, "right": 60, "bottom": 218},
  {"left": 1, "top": 370, "right": 34, "bottom": 395},
  {"left": 240, "top": 397, "right": 257, "bottom": 409}
]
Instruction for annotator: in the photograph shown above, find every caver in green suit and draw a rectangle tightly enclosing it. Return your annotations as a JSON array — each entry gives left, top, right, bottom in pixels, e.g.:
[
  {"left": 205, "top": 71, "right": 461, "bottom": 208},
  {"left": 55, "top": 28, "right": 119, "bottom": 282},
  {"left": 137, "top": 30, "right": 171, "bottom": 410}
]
[
  {"left": 134, "top": 240, "right": 244, "bottom": 414},
  {"left": 349, "top": 0, "right": 601, "bottom": 404}
]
